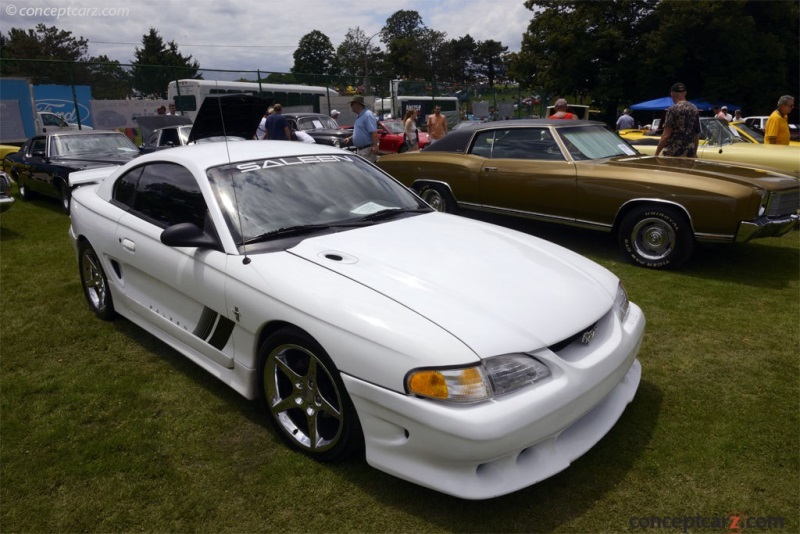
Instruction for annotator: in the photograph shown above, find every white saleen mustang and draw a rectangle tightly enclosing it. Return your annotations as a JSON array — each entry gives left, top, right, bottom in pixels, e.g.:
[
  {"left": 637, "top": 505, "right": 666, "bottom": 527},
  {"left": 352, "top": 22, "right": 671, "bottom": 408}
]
[{"left": 69, "top": 141, "right": 645, "bottom": 499}]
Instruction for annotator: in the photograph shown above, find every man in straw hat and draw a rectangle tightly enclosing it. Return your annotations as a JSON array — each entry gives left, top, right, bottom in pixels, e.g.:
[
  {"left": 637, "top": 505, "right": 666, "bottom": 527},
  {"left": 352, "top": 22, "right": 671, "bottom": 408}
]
[{"left": 346, "top": 95, "right": 379, "bottom": 162}]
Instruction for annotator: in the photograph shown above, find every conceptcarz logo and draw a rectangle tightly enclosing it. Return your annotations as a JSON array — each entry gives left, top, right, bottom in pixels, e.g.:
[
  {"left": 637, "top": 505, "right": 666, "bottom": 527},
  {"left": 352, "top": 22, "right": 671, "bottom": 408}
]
[{"left": 628, "top": 513, "right": 786, "bottom": 532}]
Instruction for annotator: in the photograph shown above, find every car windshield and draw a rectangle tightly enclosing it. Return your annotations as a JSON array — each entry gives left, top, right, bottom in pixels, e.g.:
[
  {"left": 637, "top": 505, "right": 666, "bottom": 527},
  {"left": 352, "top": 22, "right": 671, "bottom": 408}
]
[
  {"left": 382, "top": 121, "right": 405, "bottom": 134},
  {"left": 206, "top": 153, "right": 429, "bottom": 245},
  {"left": 556, "top": 126, "right": 639, "bottom": 160},
  {"left": 51, "top": 133, "right": 140, "bottom": 157},
  {"left": 733, "top": 122, "right": 764, "bottom": 143},
  {"left": 700, "top": 119, "right": 746, "bottom": 147},
  {"left": 297, "top": 116, "right": 339, "bottom": 131}
]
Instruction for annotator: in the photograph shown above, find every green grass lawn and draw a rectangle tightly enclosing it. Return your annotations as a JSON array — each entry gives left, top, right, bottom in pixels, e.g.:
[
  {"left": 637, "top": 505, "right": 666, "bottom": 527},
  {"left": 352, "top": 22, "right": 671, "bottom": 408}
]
[{"left": 1, "top": 193, "right": 798, "bottom": 532}]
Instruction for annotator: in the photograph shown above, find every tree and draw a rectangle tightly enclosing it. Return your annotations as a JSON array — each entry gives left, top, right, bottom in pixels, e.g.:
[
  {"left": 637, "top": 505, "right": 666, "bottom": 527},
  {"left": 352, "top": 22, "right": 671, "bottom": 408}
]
[
  {"left": 0, "top": 24, "right": 90, "bottom": 84},
  {"left": 334, "top": 27, "right": 386, "bottom": 91},
  {"left": 291, "top": 30, "right": 335, "bottom": 86},
  {"left": 381, "top": 10, "right": 426, "bottom": 79},
  {"left": 130, "top": 28, "right": 199, "bottom": 98},
  {"left": 417, "top": 29, "right": 448, "bottom": 92},
  {"left": 638, "top": 0, "right": 799, "bottom": 114},
  {"left": 438, "top": 35, "right": 478, "bottom": 85},
  {"left": 518, "top": 0, "right": 658, "bottom": 121},
  {"left": 86, "top": 56, "right": 132, "bottom": 99},
  {"left": 473, "top": 40, "right": 509, "bottom": 88}
]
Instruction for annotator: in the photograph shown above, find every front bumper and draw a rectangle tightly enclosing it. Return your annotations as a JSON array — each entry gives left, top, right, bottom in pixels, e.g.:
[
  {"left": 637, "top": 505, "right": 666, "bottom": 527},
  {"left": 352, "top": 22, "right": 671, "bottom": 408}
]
[
  {"left": 344, "top": 302, "right": 645, "bottom": 499},
  {"left": 0, "top": 194, "right": 14, "bottom": 213},
  {"left": 736, "top": 214, "right": 799, "bottom": 242}
]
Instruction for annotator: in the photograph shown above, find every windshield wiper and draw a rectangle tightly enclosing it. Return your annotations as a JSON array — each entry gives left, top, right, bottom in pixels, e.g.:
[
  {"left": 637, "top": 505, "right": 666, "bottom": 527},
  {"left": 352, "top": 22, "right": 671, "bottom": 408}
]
[
  {"left": 244, "top": 219, "right": 378, "bottom": 244},
  {"left": 244, "top": 223, "right": 333, "bottom": 244},
  {"left": 355, "top": 207, "right": 431, "bottom": 223}
]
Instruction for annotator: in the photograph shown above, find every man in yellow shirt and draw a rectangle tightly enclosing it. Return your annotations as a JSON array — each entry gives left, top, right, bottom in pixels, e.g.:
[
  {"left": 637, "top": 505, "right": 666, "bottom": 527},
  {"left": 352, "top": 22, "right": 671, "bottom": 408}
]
[{"left": 764, "top": 95, "right": 795, "bottom": 145}]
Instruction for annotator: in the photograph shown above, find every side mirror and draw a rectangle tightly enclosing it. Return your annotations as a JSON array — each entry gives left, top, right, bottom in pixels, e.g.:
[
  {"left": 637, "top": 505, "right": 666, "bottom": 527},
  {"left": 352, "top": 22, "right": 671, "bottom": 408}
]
[{"left": 161, "top": 222, "right": 221, "bottom": 250}]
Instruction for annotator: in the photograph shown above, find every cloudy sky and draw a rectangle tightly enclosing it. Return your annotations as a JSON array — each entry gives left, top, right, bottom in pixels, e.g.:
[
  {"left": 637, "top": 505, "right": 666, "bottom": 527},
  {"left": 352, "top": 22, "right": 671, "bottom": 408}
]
[{"left": 1, "top": 0, "right": 534, "bottom": 76}]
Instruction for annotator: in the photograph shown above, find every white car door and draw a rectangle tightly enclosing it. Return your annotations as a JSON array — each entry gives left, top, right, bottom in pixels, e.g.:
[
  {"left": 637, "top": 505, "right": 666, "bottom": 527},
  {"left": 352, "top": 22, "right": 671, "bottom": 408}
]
[{"left": 111, "top": 162, "right": 235, "bottom": 368}]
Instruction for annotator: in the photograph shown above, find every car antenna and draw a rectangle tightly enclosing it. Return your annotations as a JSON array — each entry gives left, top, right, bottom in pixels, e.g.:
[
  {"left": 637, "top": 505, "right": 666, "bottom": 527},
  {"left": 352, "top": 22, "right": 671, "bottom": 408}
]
[{"left": 213, "top": 83, "right": 251, "bottom": 265}]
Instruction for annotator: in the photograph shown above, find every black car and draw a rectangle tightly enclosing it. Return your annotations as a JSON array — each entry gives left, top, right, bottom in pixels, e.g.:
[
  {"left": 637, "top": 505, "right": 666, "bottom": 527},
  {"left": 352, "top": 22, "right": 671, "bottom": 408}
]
[
  {"left": 5, "top": 130, "right": 141, "bottom": 213},
  {"left": 282, "top": 113, "right": 352, "bottom": 147}
]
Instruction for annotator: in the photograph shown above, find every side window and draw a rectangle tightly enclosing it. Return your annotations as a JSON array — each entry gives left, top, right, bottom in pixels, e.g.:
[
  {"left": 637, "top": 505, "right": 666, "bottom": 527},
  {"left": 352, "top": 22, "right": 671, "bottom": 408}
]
[
  {"left": 491, "top": 128, "right": 564, "bottom": 161},
  {"left": 470, "top": 131, "right": 495, "bottom": 158},
  {"left": 113, "top": 163, "right": 207, "bottom": 229},
  {"left": 30, "top": 138, "right": 46, "bottom": 156},
  {"left": 113, "top": 166, "right": 144, "bottom": 208},
  {"left": 160, "top": 129, "right": 180, "bottom": 146}
]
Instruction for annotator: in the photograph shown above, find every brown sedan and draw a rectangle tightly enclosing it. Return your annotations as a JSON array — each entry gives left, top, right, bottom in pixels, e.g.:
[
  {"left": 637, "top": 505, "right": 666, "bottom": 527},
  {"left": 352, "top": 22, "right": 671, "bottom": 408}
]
[{"left": 377, "top": 120, "right": 799, "bottom": 269}]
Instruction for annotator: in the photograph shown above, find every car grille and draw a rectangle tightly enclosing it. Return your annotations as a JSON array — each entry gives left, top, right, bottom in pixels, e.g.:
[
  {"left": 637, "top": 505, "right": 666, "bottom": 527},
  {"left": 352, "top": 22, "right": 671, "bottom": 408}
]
[
  {"left": 767, "top": 188, "right": 800, "bottom": 217},
  {"left": 0, "top": 172, "right": 12, "bottom": 195}
]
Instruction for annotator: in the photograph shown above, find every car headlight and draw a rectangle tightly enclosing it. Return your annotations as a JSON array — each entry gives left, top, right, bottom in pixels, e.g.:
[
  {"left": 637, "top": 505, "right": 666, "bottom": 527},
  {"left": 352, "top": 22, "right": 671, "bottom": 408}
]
[
  {"left": 406, "top": 354, "right": 551, "bottom": 403},
  {"left": 614, "top": 282, "right": 630, "bottom": 323},
  {"left": 332, "top": 138, "right": 341, "bottom": 148}
]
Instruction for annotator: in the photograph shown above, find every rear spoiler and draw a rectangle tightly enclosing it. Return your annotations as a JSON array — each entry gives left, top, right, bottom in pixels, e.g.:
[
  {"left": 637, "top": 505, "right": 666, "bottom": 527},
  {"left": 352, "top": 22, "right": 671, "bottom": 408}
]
[{"left": 69, "top": 166, "right": 118, "bottom": 187}]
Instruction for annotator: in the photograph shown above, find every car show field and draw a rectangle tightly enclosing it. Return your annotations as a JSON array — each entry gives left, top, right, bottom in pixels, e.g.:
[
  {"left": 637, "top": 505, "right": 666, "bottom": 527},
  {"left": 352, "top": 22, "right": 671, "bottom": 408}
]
[{"left": 1, "top": 174, "right": 797, "bottom": 531}]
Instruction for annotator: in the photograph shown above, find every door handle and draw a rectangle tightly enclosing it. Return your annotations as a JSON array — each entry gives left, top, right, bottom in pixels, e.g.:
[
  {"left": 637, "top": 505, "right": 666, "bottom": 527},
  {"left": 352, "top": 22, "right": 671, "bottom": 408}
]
[
  {"left": 120, "top": 238, "right": 136, "bottom": 252},
  {"left": 483, "top": 166, "right": 498, "bottom": 171}
]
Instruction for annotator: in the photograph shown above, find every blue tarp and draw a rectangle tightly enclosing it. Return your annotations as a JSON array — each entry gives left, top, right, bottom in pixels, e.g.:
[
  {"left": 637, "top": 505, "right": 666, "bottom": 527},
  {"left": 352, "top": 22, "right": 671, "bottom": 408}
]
[
  {"left": 630, "top": 97, "right": 674, "bottom": 111},
  {"left": 631, "top": 96, "right": 741, "bottom": 112}
]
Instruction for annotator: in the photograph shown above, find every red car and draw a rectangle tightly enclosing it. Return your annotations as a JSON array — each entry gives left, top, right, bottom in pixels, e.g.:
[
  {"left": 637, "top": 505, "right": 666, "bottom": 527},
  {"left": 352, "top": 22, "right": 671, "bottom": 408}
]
[{"left": 377, "top": 120, "right": 429, "bottom": 153}]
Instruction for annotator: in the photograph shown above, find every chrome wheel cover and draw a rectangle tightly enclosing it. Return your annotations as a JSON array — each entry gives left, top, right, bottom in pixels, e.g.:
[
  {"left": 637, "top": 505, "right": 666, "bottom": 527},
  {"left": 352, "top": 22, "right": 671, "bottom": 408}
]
[
  {"left": 80, "top": 249, "right": 107, "bottom": 311},
  {"left": 631, "top": 216, "right": 676, "bottom": 261},
  {"left": 421, "top": 188, "right": 446, "bottom": 212},
  {"left": 265, "top": 343, "right": 344, "bottom": 452}
]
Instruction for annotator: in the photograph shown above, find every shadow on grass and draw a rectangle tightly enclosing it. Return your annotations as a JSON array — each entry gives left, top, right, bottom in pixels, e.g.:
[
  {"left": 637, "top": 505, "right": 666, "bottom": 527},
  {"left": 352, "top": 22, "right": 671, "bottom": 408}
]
[
  {"left": 460, "top": 209, "right": 799, "bottom": 289},
  {"left": 332, "top": 379, "right": 664, "bottom": 532},
  {"left": 108, "top": 311, "right": 664, "bottom": 531}
]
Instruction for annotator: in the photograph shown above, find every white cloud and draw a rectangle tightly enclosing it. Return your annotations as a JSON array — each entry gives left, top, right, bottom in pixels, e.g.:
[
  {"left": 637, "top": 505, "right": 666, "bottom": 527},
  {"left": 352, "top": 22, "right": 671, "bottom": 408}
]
[{"left": 0, "top": 0, "right": 534, "bottom": 75}]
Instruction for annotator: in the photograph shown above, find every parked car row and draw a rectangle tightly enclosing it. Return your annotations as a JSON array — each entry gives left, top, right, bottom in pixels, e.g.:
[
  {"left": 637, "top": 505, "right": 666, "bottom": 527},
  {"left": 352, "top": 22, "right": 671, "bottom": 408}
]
[{"left": 378, "top": 119, "right": 799, "bottom": 269}]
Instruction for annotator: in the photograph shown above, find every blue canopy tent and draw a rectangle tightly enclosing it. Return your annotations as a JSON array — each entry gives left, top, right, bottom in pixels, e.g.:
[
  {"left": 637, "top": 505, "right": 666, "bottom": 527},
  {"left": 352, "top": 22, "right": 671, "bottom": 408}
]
[
  {"left": 631, "top": 97, "right": 741, "bottom": 111},
  {"left": 630, "top": 97, "right": 674, "bottom": 111}
]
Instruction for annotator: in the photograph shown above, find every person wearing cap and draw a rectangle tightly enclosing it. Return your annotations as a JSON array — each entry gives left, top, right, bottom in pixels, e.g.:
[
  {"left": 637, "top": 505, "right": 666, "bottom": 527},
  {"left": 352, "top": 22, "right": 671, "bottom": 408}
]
[
  {"left": 346, "top": 95, "right": 379, "bottom": 162},
  {"left": 655, "top": 82, "right": 700, "bottom": 158},
  {"left": 549, "top": 98, "right": 577, "bottom": 120},
  {"left": 764, "top": 95, "right": 795, "bottom": 145},
  {"left": 330, "top": 109, "right": 341, "bottom": 120},
  {"left": 721, "top": 106, "right": 732, "bottom": 121}
]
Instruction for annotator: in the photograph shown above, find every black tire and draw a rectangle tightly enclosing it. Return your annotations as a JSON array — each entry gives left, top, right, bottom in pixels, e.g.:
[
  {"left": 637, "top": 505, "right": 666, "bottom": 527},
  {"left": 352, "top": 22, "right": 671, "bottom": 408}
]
[
  {"left": 618, "top": 205, "right": 694, "bottom": 269},
  {"left": 417, "top": 183, "right": 456, "bottom": 213},
  {"left": 258, "top": 327, "right": 363, "bottom": 462},
  {"left": 17, "top": 175, "right": 34, "bottom": 200},
  {"left": 56, "top": 180, "right": 71, "bottom": 214},
  {"left": 78, "top": 241, "right": 116, "bottom": 320}
]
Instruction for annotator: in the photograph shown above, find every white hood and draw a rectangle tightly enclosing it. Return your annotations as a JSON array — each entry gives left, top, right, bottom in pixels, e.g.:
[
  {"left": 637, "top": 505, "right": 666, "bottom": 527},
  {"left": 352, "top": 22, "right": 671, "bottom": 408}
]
[{"left": 287, "top": 213, "right": 618, "bottom": 357}]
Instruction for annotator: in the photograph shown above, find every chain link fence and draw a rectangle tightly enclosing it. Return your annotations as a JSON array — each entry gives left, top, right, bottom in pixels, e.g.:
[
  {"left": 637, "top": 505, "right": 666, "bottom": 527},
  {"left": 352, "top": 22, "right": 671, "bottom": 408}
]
[{"left": 1, "top": 58, "right": 545, "bottom": 143}]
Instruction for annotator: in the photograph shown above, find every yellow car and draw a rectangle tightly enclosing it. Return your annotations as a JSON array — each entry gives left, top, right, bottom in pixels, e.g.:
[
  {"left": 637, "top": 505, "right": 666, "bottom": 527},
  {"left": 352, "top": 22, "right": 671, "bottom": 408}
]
[
  {"left": 730, "top": 121, "right": 800, "bottom": 146},
  {"left": 620, "top": 118, "right": 800, "bottom": 179},
  {"left": 0, "top": 144, "right": 20, "bottom": 173}
]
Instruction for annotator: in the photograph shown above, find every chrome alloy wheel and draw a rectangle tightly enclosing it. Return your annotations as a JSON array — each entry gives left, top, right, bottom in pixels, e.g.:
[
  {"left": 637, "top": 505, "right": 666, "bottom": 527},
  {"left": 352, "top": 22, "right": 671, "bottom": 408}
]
[{"left": 264, "top": 343, "right": 344, "bottom": 453}]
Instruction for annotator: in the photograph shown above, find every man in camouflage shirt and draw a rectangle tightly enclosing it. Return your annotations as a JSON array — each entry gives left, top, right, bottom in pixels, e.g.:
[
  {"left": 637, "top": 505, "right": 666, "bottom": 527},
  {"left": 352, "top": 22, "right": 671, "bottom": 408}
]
[{"left": 655, "top": 82, "right": 700, "bottom": 157}]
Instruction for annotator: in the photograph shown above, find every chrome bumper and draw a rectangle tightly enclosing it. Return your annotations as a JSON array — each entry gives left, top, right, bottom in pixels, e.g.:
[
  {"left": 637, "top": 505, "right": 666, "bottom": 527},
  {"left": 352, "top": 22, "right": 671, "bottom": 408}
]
[
  {"left": 0, "top": 194, "right": 14, "bottom": 214},
  {"left": 736, "top": 214, "right": 799, "bottom": 242}
]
